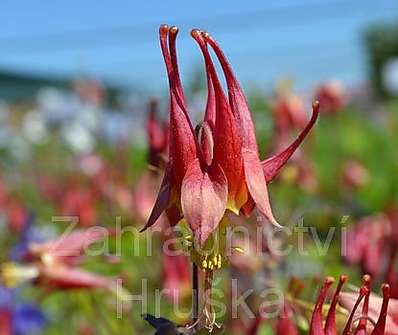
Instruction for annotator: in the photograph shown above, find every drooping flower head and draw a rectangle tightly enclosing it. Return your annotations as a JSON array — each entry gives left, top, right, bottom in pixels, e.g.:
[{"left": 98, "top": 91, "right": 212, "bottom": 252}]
[{"left": 141, "top": 25, "right": 319, "bottom": 270}]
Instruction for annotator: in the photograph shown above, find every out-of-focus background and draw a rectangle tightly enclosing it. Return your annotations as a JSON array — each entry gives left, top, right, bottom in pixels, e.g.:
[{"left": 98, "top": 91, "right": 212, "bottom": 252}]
[{"left": 0, "top": 1, "right": 398, "bottom": 334}]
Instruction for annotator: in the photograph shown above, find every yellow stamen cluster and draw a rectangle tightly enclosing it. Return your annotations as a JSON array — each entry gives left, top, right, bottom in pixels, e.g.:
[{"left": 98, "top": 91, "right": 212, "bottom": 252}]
[
  {"left": 184, "top": 235, "right": 193, "bottom": 247},
  {"left": 201, "top": 254, "right": 222, "bottom": 270},
  {"left": 233, "top": 246, "right": 245, "bottom": 254},
  {"left": 0, "top": 262, "right": 39, "bottom": 288},
  {"left": 180, "top": 219, "right": 230, "bottom": 272}
]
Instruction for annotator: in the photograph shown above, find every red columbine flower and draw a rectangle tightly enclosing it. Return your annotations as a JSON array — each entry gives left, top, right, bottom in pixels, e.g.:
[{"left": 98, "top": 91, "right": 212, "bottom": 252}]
[
  {"left": 141, "top": 25, "right": 319, "bottom": 268},
  {"left": 310, "top": 275, "right": 391, "bottom": 335}
]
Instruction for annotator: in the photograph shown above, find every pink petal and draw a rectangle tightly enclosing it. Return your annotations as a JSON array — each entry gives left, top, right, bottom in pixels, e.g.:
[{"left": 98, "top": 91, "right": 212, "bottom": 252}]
[
  {"left": 340, "top": 292, "right": 398, "bottom": 334},
  {"left": 181, "top": 159, "right": 227, "bottom": 246},
  {"left": 262, "top": 101, "right": 320, "bottom": 182},
  {"left": 28, "top": 228, "right": 112, "bottom": 260},
  {"left": 39, "top": 264, "right": 113, "bottom": 290},
  {"left": 242, "top": 149, "right": 280, "bottom": 227}
]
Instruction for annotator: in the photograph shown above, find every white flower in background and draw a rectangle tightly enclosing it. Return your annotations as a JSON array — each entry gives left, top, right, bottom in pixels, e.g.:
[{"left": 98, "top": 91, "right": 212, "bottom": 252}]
[
  {"left": 22, "top": 110, "right": 49, "bottom": 144},
  {"left": 102, "top": 111, "right": 132, "bottom": 144},
  {"left": 383, "top": 58, "right": 398, "bottom": 96},
  {"left": 61, "top": 122, "right": 94, "bottom": 153},
  {"left": 77, "top": 105, "right": 103, "bottom": 133},
  {"left": 37, "top": 88, "right": 79, "bottom": 124},
  {"left": 8, "top": 133, "right": 30, "bottom": 161}
]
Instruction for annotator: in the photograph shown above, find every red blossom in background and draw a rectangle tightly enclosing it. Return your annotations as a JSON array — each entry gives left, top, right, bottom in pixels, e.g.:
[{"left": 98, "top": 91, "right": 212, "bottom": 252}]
[
  {"left": 147, "top": 98, "right": 169, "bottom": 170},
  {"left": 339, "top": 288, "right": 398, "bottom": 335},
  {"left": 342, "top": 159, "right": 370, "bottom": 189},
  {"left": 315, "top": 81, "right": 346, "bottom": 114},
  {"left": 272, "top": 92, "right": 307, "bottom": 137},
  {"left": 344, "top": 212, "right": 398, "bottom": 299},
  {"left": 249, "top": 303, "right": 299, "bottom": 335},
  {"left": 311, "top": 275, "right": 392, "bottom": 335},
  {"left": 278, "top": 157, "right": 318, "bottom": 192},
  {"left": 0, "top": 308, "right": 12, "bottom": 335},
  {"left": 141, "top": 25, "right": 319, "bottom": 252},
  {"left": 162, "top": 250, "right": 191, "bottom": 303},
  {"left": 344, "top": 214, "right": 391, "bottom": 277},
  {"left": 275, "top": 304, "right": 299, "bottom": 335},
  {"left": 59, "top": 184, "right": 97, "bottom": 227},
  {"left": 4, "top": 199, "right": 29, "bottom": 233},
  {"left": 0, "top": 179, "right": 29, "bottom": 233}
]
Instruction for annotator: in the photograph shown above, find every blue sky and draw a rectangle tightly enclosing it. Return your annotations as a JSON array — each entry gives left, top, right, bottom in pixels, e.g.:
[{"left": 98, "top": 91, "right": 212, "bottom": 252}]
[{"left": 0, "top": 0, "right": 397, "bottom": 93}]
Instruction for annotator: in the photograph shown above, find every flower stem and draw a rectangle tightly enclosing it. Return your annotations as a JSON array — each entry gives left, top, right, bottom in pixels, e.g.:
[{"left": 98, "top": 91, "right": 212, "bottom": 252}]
[{"left": 192, "top": 263, "right": 199, "bottom": 325}]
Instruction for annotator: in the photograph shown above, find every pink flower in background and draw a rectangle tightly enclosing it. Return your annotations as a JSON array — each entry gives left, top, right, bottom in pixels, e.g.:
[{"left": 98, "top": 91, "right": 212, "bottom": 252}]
[
  {"left": 0, "top": 180, "right": 29, "bottom": 233},
  {"left": 275, "top": 304, "right": 299, "bottom": 335},
  {"left": 342, "top": 159, "right": 370, "bottom": 189},
  {"left": 147, "top": 98, "right": 169, "bottom": 170},
  {"left": 248, "top": 302, "right": 299, "bottom": 335},
  {"left": 344, "top": 210, "right": 398, "bottom": 300},
  {"left": 1, "top": 229, "right": 120, "bottom": 292},
  {"left": 5, "top": 199, "right": 29, "bottom": 233},
  {"left": 311, "top": 275, "right": 392, "bottom": 335},
  {"left": 162, "top": 251, "right": 191, "bottom": 303},
  {"left": 278, "top": 157, "right": 318, "bottom": 192},
  {"left": 272, "top": 93, "right": 307, "bottom": 136},
  {"left": 344, "top": 214, "right": 391, "bottom": 277},
  {"left": 339, "top": 277, "right": 398, "bottom": 334},
  {"left": 59, "top": 185, "right": 97, "bottom": 227},
  {"left": 315, "top": 81, "right": 346, "bottom": 114},
  {"left": 38, "top": 176, "right": 62, "bottom": 202}
]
